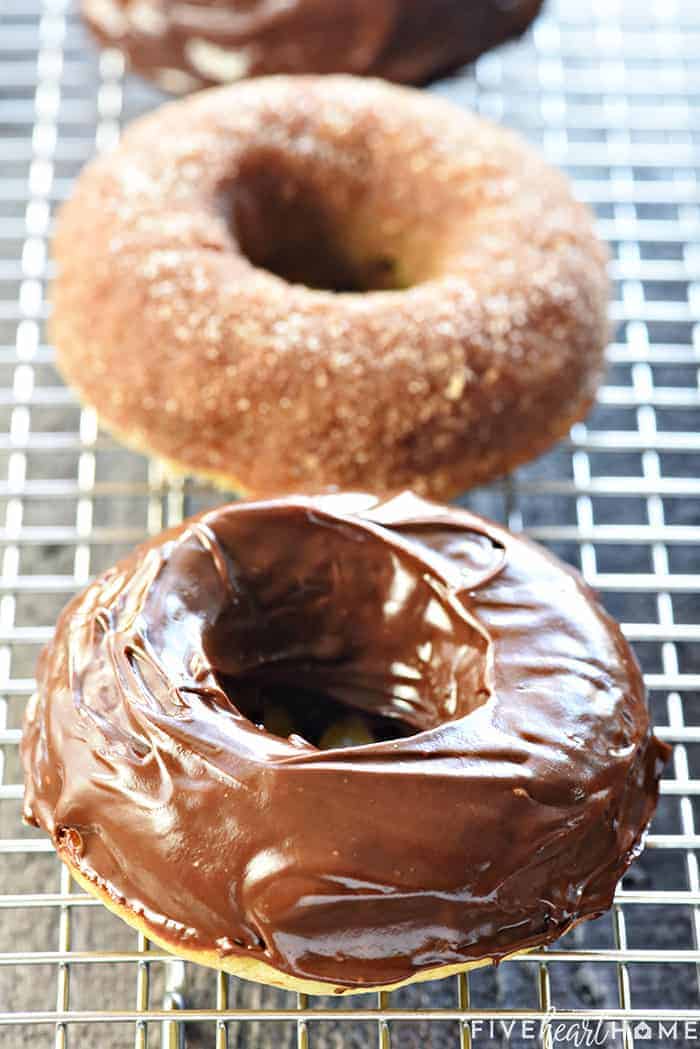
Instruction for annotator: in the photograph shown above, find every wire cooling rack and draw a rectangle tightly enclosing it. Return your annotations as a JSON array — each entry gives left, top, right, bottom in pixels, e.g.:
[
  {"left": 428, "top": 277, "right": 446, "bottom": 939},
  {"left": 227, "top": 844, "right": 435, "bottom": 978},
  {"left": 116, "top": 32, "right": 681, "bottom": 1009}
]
[{"left": 1, "top": 0, "right": 700, "bottom": 1046}]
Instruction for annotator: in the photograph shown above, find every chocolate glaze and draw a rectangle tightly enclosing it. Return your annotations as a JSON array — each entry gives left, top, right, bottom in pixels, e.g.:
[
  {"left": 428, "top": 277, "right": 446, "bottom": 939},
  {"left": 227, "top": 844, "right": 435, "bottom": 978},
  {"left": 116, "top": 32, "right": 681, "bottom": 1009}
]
[
  {"left": 81, "top": 0, "right": 544, "bottom": 91},
  {"left": 22, "top": 493, "right": 669, "bottom": 989}
]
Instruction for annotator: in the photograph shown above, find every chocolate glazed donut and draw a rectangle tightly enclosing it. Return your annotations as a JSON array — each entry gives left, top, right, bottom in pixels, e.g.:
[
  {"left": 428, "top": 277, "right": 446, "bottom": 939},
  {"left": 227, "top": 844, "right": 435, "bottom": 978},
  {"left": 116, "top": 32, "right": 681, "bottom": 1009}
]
[
  {"left": 22, "top": 493, "right": 669, "bottom": 994},
  {"left": 81, "top": 0, "right": 544, "bottom": 93}
]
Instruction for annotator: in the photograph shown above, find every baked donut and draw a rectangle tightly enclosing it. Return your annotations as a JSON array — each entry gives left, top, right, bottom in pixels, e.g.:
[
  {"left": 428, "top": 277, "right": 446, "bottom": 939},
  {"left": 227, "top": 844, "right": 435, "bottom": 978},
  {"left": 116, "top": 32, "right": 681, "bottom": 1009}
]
[
  {"left": 81, "top": 0, "right": 544, "bottom": 93},
  {"left": 51, "top": 76, "right": 609, "bottom": 499},
  {"left": 22, "top": 492, "right": 669, "bottom": 995}
]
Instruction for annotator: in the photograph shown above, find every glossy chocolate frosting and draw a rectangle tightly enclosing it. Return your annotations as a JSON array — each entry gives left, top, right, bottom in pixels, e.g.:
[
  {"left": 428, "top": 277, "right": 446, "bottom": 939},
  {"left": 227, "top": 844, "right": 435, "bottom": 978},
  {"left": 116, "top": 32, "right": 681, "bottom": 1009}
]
[
  {"left": 81, "top": 0, "right": 544, "bottom": 92},
  {"left": 22, "top": 493, "right": 669, "bottom": 989}
]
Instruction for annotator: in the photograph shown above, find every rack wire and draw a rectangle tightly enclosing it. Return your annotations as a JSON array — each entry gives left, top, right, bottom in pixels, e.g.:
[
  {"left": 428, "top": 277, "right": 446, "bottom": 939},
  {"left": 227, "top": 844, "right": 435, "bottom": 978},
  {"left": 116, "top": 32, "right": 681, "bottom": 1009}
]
[{"left": 1, "top": 0, "right": 699, "bottom": 1045}]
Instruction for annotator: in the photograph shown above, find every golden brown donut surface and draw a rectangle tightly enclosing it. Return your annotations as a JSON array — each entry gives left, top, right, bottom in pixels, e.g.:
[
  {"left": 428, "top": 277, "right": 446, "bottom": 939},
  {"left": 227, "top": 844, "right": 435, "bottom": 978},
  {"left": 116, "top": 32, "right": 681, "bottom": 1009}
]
[
  {"left": 51, "top": 76, "right": 609, "bottom": 499},
  {"left": 81, "top": 0, "right": 544, "bottom": 92},
  {"left": 22, "top": 492, "right": 669, "bottom": 994}
]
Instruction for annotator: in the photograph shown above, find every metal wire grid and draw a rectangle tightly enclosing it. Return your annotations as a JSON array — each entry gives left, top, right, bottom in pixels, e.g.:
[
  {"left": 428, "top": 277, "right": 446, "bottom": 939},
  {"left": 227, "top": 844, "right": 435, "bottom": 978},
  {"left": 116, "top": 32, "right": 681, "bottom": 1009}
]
[{"left": 1, "top": 0, "right": 700, "bottom": 1045}]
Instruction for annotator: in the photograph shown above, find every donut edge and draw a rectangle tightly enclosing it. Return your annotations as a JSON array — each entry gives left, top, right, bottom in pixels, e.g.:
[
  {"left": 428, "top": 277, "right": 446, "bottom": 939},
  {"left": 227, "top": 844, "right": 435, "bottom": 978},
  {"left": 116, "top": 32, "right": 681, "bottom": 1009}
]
[
  {"left": 64, "top": 857, "right": 507, "bottom": 995},
  {"left": 56, "top": 371, "right": 600, "bottom": 502}
]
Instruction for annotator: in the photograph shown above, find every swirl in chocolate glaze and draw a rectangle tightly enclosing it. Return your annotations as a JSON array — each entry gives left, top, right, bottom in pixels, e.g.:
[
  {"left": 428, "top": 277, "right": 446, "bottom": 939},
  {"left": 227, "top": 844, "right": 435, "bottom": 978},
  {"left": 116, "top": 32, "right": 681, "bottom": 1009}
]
[{"left": 22, "top": 493, "right": 669, "bottom": 990}]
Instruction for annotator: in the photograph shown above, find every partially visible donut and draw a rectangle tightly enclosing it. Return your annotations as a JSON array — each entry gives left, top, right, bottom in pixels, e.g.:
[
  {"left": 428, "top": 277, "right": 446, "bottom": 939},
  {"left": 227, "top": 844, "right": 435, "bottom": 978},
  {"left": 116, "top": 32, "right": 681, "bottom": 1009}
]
[
  {"left": 22, "top": 492, "right": 669, "bottom": 994},
  {"left": 51, "top": 76, "right": 608, "bottom": 499},
  {"left": 81, "top": 0, "right": 544, "bottom": 93}
]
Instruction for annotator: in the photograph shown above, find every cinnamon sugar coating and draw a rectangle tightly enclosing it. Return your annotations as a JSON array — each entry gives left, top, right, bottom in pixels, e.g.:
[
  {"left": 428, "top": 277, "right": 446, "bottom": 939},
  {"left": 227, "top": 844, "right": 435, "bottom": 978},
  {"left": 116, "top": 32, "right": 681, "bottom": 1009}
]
[
  {"left": 81, "top": 0, "right": 543, "bottom": 92},
  {"left": 51, "top": 76, "right": 609, "bottom": 498}
]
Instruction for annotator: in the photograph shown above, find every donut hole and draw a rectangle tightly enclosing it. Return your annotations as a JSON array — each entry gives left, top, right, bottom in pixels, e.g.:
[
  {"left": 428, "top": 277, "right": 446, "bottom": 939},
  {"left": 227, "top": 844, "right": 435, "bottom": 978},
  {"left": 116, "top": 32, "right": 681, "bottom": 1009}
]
[
  {"left": 219, "top": 675, "right": 416, "bottom": 750},
  {"left": 198, "top": 508, "right": 495, "bottom": 750},
  {"left": 223, "top": 153, "right": 409, "bottom": 293}
]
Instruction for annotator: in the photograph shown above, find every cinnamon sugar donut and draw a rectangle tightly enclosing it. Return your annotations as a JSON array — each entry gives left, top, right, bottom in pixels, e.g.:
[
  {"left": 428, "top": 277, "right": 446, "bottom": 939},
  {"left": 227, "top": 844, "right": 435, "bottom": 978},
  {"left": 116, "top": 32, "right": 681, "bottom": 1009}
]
[
  {"left": 81, "top": 0, "right": 544, "bottom": 93},
  {"left": 51, "top": 76, "right": 609, "bottom": 498},
  {"left": 22, "top": 492, "right": 669, "bottom": 994}
]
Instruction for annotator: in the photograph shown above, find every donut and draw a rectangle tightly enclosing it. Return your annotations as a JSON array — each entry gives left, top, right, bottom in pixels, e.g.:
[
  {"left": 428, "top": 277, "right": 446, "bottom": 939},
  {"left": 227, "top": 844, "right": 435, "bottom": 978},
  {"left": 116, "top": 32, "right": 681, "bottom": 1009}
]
[
  {"left": 81, "top": 0, "right": 544, "bottom": 93},
  {"left": 22, "top": 491, "right": 669, "bottom": 995},
  {"left": 51, "top": 77, "right": 609, "bottom": 499}
]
